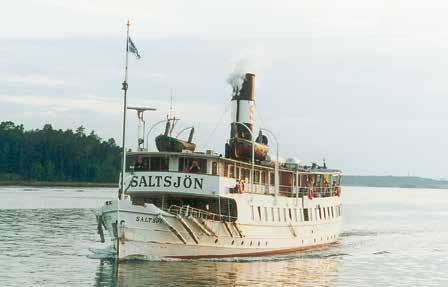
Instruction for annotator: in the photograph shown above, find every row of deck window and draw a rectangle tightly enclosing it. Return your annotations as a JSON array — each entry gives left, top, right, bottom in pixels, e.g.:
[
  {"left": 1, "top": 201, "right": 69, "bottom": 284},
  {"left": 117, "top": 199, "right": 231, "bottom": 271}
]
[{"left": 250, "top": 205, "right": 342, "bottom": 223}]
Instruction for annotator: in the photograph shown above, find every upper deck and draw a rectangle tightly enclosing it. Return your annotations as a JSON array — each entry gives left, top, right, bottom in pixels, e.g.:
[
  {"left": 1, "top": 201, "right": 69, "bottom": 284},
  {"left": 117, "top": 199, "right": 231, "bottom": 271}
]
[{"left": 123, "top": 151, "right": 342, "bottom": 198}]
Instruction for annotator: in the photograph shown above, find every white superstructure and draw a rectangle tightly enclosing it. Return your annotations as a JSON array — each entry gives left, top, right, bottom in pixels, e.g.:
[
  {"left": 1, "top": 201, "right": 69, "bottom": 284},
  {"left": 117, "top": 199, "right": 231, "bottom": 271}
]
[{"left": 98, "top": 151, "right": 342, "bottom": 259}]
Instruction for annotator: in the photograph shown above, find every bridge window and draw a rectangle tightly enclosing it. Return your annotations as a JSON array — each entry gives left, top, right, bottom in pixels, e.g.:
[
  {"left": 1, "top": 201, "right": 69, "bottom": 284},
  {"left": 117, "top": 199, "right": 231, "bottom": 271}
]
[
  {"left": 179, "top": 157, "right": 206, "bottom": 174},
  {"left": 126, "top": 155, "right": 169, "bottom": 171},
  {"left": 150, "top": 157, "right": 169, "bottom": 171}
]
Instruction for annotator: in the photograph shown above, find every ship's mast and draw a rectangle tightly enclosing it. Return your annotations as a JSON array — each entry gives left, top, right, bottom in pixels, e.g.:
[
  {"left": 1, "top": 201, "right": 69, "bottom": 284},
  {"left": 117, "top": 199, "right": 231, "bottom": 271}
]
[{"left": 118, "top": 20, "right": 131, "bottom": 199}]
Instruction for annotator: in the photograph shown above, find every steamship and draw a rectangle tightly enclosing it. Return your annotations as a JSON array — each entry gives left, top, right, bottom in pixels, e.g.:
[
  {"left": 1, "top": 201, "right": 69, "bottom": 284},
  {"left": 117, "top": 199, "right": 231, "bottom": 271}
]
[{"left": 95, "top": 73, "right": 343, "bottom": 259}]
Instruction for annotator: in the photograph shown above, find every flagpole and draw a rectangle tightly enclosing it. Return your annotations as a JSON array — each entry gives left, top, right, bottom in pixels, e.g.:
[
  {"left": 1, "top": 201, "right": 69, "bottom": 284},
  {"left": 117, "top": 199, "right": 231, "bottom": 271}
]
[{"left": 119, "top": 20, "right": 130, "bottom": 199}]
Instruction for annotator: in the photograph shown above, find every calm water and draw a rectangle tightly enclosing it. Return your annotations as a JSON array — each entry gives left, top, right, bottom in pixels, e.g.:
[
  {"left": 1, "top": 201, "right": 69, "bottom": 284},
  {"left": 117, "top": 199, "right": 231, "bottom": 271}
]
[{"left": 0, "top": 186, "right": 447, "bottom": 286}]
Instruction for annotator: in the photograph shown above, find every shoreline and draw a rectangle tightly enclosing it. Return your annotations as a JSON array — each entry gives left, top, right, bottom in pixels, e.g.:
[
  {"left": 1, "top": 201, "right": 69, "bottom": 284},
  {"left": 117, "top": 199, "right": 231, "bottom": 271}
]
[{"left": 0, "top": 180, "right": 117, "bottom": 188}]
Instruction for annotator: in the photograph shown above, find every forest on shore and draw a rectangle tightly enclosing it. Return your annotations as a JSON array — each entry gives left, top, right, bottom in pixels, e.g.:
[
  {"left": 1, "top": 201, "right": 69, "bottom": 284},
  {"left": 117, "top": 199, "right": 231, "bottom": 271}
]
[
  {"left": 0, "top": 121, "right": 121, "bottom": 183},
  {"left": 1, "top": 121, "right": 448, "bottom": 189}
]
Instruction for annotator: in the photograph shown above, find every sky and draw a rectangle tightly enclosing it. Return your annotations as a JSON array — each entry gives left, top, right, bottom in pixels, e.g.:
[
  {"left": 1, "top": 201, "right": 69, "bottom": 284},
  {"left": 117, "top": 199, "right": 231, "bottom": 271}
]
[{"left": 2, "top": 1, "right": 448, "bottom": 178}]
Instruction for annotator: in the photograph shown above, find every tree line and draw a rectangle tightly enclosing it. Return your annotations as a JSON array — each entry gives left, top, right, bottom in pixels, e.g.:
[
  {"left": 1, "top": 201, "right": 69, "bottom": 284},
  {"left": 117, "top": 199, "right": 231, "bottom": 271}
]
[{"left": 0, "top": 121, "right": 121, "bottom": 183}]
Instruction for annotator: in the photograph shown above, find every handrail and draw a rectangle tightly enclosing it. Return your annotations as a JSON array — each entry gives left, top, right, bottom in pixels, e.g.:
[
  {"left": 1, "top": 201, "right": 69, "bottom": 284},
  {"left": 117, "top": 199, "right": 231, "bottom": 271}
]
[
  {"left": 237, "top": 184, "right": 339, "bottom": 198},
  {"left": 165, "top": 205, "right": 237, "bottom": 222}
]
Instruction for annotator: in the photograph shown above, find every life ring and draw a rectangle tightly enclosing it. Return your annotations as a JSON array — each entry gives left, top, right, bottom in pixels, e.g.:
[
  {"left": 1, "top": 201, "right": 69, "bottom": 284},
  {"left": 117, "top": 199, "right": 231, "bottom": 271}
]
[
  {"left": 239, "top": 181, "right": 245, "bottom": 194},
  {"left": 335, "top": 186, "right": 342, "bottom": 197},
  {"left": 307, "top": 187, "right": 314, "bottom": 199},
  {"left": 235, "top": 180, "right": 245, "bottom": 194}
]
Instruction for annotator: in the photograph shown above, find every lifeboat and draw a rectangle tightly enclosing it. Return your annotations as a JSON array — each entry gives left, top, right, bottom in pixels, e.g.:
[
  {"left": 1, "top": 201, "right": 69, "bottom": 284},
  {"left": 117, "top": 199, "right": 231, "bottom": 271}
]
[
  {"left": 155, "top": 134, "right": 196, "bottom": 153},
  {"left": 228, "top": 137, "right": 268, "bottom": 161}
]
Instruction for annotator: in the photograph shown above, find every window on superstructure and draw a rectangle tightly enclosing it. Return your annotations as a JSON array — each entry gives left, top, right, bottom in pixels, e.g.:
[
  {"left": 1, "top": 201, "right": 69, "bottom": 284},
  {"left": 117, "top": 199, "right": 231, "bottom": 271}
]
[
  {"left": 327, "top": 207, "right": 330, "bottom": 219},
  {"left": 254, "top": 171, "right": 260, "bottom": 184},
  {"left": 236, "top": 167, "right": 241, "bottom": 179},
  {"left": 288, "top": 208, "right": 292, "bottom": 221},
  {"left": 277, "top": 208, "right": 281, "bottom": 222},
  {"left": 228, "top": 164, "right": 234, "bottom": 178},
  {"left": 264, "top": 207, "right": 268, "bottom": 221},
  {"left": 270, "top": 172, "right": 275, "bottom": 185},
  {"left": 303, "top": 208, "right": 309, "bottom": 221},
  {"left": 318, "top": 207, "right": 322, "bottom": 220},
  {"left": 250, "top": 206, "right": 255, "bottom": 220},
  {"left": 257, "top": 206, "right": 262, "bottom": 221},
  {"left": 294, "top": 208, "right": 298, "bottom": 222},
  {"left": 260, "top": 171, "right": 266, "bottom": 184},
  {"left": 283, "top": 208, "right": 287, "bottom": 222},
  {"left": 212, "top": 162, "right": 218, "bottom": 175},
  {"left": 331, "top": 206, "right": 334, "bottom": 218},
  {"left": 323, "top": 207, "right": 326, "bottom": 219},
  {"left": 271, "top": 208, "right": 275, "bottom": 222},
  {"left": 150, "top": 157, "right": 169, "bottom": 171},
  {"left": 243, "top": 168, "right": 250, "bottom": 182}
]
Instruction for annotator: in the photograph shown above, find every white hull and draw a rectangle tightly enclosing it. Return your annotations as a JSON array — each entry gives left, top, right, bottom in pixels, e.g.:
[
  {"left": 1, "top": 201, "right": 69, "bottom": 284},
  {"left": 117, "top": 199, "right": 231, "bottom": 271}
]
[{"left": 100, "top": 195, "right": 342, "bottom": 259}]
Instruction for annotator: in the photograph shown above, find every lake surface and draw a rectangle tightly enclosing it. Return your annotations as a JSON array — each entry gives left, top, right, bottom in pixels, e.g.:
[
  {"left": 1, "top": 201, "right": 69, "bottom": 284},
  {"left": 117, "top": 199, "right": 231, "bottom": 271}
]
[{"left": 0, "top": 186, "right": 447, "bottom": 286}]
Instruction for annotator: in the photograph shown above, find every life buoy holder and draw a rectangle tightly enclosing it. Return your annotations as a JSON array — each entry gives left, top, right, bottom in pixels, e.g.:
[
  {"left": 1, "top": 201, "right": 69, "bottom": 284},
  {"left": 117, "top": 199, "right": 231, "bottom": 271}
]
[{"left": 307, "top": 187, "right": 314, "bottom": 199}]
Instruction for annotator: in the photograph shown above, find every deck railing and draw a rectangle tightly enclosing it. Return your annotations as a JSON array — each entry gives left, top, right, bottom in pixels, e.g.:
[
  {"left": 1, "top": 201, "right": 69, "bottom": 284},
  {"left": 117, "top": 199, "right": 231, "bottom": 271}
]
[
  {"left": 235, "top": 184, "right": 339, "bottom": 198},
  {"left": 165, "top": 205, "right": 237, "bottom": 222}
]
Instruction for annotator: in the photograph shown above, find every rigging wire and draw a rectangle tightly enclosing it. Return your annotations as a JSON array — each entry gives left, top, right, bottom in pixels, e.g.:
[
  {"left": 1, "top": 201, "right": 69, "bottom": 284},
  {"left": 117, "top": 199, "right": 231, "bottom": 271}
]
[
  {"left": 200, "top": 102, "right": 231, "bottom": 151},
  {"left": 254, "top": 102, "right": 268, "bottom": 131}
]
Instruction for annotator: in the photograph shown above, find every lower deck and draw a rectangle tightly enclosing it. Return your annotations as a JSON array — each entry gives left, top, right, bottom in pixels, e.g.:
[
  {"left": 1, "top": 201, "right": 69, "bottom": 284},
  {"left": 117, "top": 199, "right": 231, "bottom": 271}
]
[{"left": 99, "top": 193, "right": 342, "bottom": 259}]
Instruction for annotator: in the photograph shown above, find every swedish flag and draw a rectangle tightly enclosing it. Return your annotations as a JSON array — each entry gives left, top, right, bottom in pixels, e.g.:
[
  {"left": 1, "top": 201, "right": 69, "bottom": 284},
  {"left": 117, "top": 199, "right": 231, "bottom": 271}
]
[{"left": 128, "top": 37, "right": 141, "bottom": 59}]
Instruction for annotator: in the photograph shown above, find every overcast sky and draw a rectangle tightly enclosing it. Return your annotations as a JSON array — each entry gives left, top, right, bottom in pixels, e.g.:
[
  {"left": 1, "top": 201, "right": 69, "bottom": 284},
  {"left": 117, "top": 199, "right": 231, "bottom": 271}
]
[{"left": 2, "top": 1, "right": 448, "bottom": 178}]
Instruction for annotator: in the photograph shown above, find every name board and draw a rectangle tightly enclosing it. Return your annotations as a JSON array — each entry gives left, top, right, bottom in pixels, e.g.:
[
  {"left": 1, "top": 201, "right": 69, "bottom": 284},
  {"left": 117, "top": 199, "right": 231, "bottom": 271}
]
[
  {"left": 126, "top": 172, "right": 219, "bottom": 195},
  {"left": 130, "top": 174, "right": 203, "bottom": 190}
]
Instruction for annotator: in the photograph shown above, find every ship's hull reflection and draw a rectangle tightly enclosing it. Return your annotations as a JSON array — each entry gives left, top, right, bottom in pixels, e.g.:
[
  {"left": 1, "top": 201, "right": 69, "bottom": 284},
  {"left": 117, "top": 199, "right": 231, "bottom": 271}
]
[{"left": 94, "top": 253, "right": 340, "bottom": 287}]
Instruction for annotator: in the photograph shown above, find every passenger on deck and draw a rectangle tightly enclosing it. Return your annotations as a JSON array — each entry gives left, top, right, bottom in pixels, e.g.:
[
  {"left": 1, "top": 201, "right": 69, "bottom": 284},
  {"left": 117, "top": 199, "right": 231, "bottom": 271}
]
[
  {"left": 189, "top": 160, "right": 201, "bottom": 173},
  {"left": 134, "top": 156, "right": 145, "bottom": 171},
  {"left": 332, "top": 180, "right": 338, "bottom": 195}
]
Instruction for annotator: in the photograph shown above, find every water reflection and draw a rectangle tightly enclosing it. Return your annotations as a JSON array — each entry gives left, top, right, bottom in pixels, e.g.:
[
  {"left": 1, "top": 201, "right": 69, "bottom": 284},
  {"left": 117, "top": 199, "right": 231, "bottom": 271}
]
[{"left": 94, "top": 255, "right": 340, "bottom": 287}]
